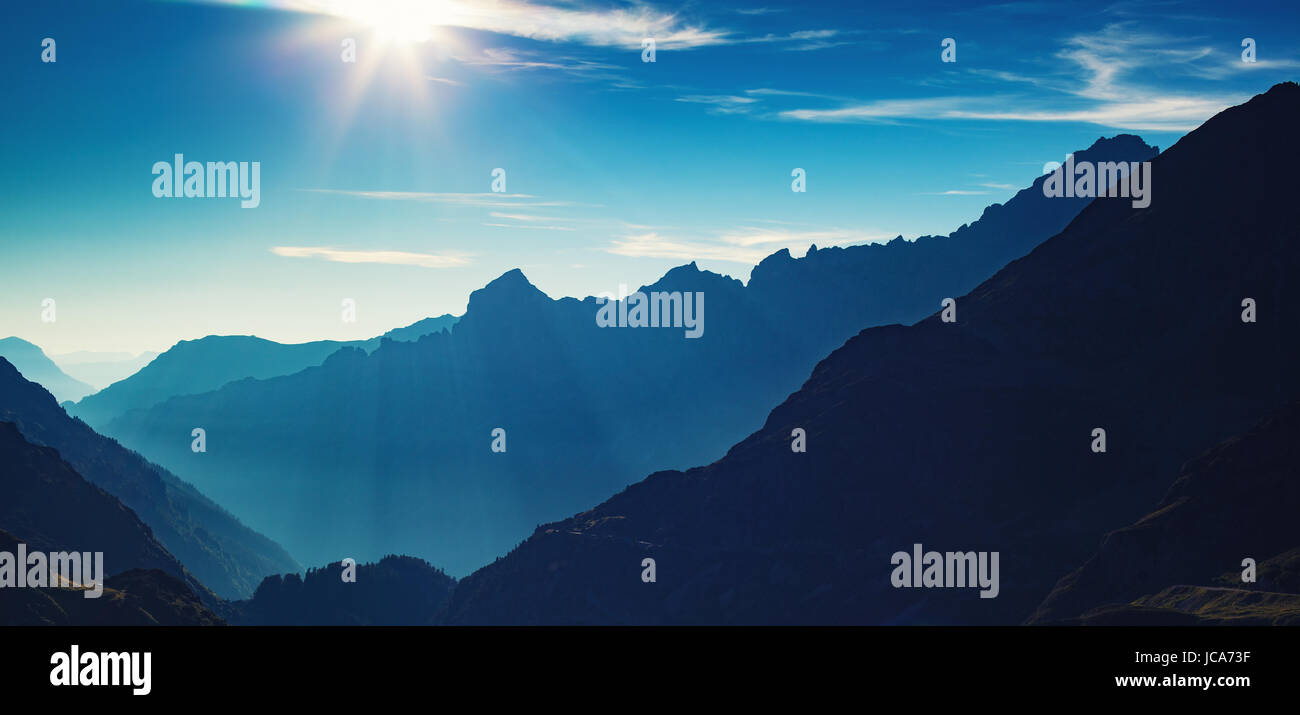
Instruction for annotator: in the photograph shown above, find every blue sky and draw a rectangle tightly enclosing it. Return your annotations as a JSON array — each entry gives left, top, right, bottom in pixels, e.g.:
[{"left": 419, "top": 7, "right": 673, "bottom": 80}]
[{"left": 1, "top": 0, "right": 1296, "bottom": 354}]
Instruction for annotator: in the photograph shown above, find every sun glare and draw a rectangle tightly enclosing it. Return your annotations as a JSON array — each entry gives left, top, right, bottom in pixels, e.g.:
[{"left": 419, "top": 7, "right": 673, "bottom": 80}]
[
  {"left": 258, "top": 0, "right": 471, "bottom": 171},
  {"left": 327, "top": 0, "right": 447, "bottom": 46}
]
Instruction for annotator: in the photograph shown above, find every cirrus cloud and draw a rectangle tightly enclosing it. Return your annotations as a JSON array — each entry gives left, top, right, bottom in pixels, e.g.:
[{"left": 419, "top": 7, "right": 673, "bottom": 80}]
[{"left": 271, "top": 245, "right": 469, "bottom": 268}]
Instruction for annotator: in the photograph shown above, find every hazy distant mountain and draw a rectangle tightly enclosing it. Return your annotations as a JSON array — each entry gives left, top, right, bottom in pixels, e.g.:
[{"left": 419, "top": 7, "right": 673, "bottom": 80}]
[
  {"left": 0, "top": 337, "right": 95, "bottom": 402},
  {"left": 378, "top": 313, "right": 458, "bottom": 343},
  {"left": 68, "top": 336, "right": 366, "bottom": 428},
  {"left": 100, "top": 136, "right": 1157, "bottom": 577},
  {"left": 69, "top": 315, "right": 460, "bottom": 429},
  {"left": 440, "top": 83, "right": 1300, "bottom": 624},
  {"left": 49, "top": 350, "right": 158, "bottom": 391},
  {"left": 224, "top": 556, "right": 456, "bottom": 625},
  {"left": 0, "top": 357, "right": 299, "bottom": 600},
  {"left": 1028, "top": 400, "right": 1300, "bottom": 625}
]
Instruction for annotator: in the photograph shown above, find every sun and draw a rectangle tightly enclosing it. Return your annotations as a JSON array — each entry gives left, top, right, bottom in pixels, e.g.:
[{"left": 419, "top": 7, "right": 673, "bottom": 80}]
[
  {"left": 372, "top": 21, "right": 433, "bottom": 46},
  {"left": 215, "top": 0, "right": 472, "bottom": 169},
  {"left": 326, "top": 0, "right": 448, "bottom": 46}
]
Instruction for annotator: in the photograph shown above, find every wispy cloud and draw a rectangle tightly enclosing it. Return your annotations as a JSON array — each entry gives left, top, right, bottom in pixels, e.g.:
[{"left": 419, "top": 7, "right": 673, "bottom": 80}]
[
  {"left": 921, "top": 190, "right": 990, "bottom": 196},
  {"left": 455, "top": 47, "right": 623, "bottom": 74},
  {"left": 779, "top": 91, "right": 1238, "bottom": 132},
  {"left": 606, "top": 226, "right": 895, "bottom": 264},
  {"left": 778, "top": 29, "right": 853, "bottom": 51},
  {"left": 781, "top": 97, "right": 982, "bottom": 124},
  {"left": 675, "top": 94, "right": 761, "bottom": 114},
  {"left": 191, "top": 0, "right": 854, "bottom": 56},
  {"left": 776, "top": 24, "right": 1268, "bottom": 132},
  {"left": 1187, "top": 57, "right": 1300, "bottom": 80},
  {"left": 190, "top": 0, "right": 732, "bottom": 50},
  {"left": 739, "top": 28, "right": 850, "bottom": 50},
  {"left": 483, "top": 222, "right": 576, "bottom": 231},
  {"left": 271, "top": 246, "right": 469, "bottom": 268},
  {"left": 484, "top": 211, "right": 590, "bottom": 231},
  {"left": 488, "top": 211, "right": 573, "bottom": 222},
  {"left": 671, "top": 86, "right": 847, "bottom": 117},
  {"left": 942, "top": 96, "right": 1233, "bottom": 131},
  {"left": 744, "top": 87, "right": 839, "bottom": 99},
  {"left": 300, "top": 189, "right": 578, "bottom": 208}
]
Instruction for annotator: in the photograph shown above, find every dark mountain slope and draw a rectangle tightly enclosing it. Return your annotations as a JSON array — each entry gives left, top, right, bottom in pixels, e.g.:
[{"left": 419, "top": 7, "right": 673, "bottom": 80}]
[
  {"left": 0, "top": 422, "right": 201, "bottom": 591},
  {"left": 0, "top": 429, "right": 221, "bottom": 625},
  {"left": 1028, "top": 400, "right": 1300, "bottom": 625},
  {"left": 441, "top": 82, "right": 1300, "bottom": 624},
  {"left": 1, "top": 528, "right": 222, "bottom": 626},
  {"left": 0, "top": 358, "right": 298, "bottom": 600},
  {"left": 99, "top": 138, "right": 1154, "bottom": 577}
]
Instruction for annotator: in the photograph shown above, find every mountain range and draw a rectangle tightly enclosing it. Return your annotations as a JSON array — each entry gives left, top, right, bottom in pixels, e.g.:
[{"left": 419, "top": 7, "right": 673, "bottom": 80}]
[
  {"left": 89, "top": 135, "right": 1156, "bottom": 576},
  {"left": 9, "top": 83, "right": 1293, "bottom": 626},
  {"left": 439, "top": 82, "right": 1300, "bottom": 624}
]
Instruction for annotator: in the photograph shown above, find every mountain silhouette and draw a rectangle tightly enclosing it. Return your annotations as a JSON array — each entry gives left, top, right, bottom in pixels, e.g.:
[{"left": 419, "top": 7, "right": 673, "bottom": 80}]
[
  {"left": 97, "top": 136, "right": 1157, "bottom": 577},
  {"left": 0, "top": 357, "right": 298, "bottom": 600},
  {"left": 0, "top": 337, "right": 95, "bottom": 403},
  {"left": 68, "top": 315, "right": 460, "bottom": 429},
  {"left": 224, "top": 555, "right": 456, "bottom": 625},
  {"left": 439, "top": 82, "right": 1300, "bottom": 624},
  {"left": 1028, "top": 400, "right": 1300, "bottom": 625},
  {"left": 746, "top": 133, "right": 1158, "bottom": 351}
]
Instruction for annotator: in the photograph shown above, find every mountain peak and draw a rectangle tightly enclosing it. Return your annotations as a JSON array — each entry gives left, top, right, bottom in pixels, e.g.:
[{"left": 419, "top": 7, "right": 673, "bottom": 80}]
[
  {"left": 482, "top": 268, "right": 538, "bottom": 293},
  {"left": 648, "top": 261, "right": 743, "bottom": 294},
  {"left": 465, "top": 269, "right": 550, "bottom": 316},
  {"left": 1069, "top": 133, "right": 1159, "bottom": 163},
  {"left": 0, "top": 336, "right": 38, "bottom": 349},
  {"left": 1082, "top": 133, "right": 1155, "bottom": 153},
  {"left": 753, "top": 247, "right": 796, "bottom": 274},
  {"left": 658, "top": 260, "right": 700, "bottom": 279}
]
